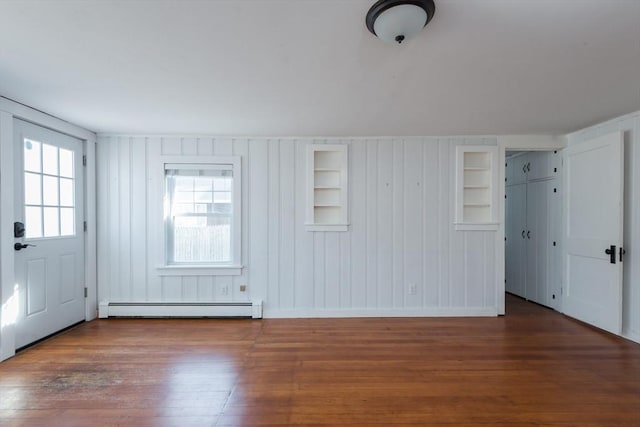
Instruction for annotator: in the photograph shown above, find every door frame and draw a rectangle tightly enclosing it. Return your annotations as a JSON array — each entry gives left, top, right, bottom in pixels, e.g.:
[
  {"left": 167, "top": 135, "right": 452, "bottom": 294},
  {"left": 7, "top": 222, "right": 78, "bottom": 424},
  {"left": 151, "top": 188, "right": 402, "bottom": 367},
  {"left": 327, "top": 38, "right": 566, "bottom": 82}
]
[
  {"left": 496, "top": 136, "right": 567, "bottom": 315},
  {"left": 0, "top": 98, "right": 97, "bottom": 361}
]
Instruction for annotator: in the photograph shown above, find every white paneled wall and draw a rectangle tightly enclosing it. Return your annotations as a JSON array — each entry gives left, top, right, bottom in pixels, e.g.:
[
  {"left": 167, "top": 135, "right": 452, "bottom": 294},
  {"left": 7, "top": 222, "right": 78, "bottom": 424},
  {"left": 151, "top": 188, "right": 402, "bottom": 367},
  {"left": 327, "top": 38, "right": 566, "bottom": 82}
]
[
  {"left": 97, "top": 136, "right": 500, "bottom": 317},
  {"left": 567, "top": 112, "right": 640, "bottom": 343}
]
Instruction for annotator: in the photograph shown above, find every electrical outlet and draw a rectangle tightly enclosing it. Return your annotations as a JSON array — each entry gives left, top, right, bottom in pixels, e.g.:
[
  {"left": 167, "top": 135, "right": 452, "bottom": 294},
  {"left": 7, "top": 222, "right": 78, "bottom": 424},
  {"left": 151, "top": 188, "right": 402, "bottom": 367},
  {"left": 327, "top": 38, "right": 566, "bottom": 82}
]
[
  {"left": 239, "top": 285, "right": 247, "bottom": 292},
  {"left": 408, "top": 283, "right": 417, "bottom": 295},
  {"left": 220, "top": 285, "right": 229, "bottom": 296}
]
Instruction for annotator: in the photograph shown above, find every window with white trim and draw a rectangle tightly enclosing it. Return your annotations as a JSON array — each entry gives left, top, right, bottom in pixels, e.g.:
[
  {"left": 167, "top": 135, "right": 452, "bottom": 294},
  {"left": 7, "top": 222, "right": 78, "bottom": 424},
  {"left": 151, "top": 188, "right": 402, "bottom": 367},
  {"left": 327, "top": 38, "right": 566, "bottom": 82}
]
[{"left": 163, "top": 159, "right": 241, "bottom": 269}]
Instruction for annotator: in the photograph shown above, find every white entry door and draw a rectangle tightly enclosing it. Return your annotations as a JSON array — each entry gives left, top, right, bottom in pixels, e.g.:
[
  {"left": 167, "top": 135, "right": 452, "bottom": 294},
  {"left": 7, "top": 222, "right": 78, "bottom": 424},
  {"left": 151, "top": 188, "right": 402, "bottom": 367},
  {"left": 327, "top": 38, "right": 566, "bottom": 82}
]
[
  {"left": 13, "top": 119, "right": 85, "bottom": 349},
  {"left": 563, "top": 131, "right": 624, "bottom": 335}
]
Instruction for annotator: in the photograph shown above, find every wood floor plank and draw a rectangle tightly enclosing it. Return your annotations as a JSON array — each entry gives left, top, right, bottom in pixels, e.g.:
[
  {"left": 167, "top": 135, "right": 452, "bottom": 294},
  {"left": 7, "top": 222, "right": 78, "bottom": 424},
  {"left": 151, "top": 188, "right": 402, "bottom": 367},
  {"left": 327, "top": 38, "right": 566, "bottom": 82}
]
[{"left": 0, "top": 295, "right": 638, "bottom": 426}]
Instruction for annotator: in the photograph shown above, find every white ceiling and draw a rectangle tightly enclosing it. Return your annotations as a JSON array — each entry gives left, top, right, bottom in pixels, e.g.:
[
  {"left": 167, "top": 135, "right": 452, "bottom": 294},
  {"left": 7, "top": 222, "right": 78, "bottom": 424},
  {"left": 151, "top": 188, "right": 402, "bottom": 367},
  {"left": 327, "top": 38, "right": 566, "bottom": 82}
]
[{"left": 0, "top": 0, "right": 638, "bottom": 136}]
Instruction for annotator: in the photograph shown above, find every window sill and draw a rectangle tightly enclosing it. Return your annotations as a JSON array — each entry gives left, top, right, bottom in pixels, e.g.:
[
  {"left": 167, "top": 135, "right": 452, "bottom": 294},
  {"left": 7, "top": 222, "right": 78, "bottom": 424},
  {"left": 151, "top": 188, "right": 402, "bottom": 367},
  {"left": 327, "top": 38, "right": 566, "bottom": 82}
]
[{"left": 157, "top": 265, "right": 243, "bottom": 276}]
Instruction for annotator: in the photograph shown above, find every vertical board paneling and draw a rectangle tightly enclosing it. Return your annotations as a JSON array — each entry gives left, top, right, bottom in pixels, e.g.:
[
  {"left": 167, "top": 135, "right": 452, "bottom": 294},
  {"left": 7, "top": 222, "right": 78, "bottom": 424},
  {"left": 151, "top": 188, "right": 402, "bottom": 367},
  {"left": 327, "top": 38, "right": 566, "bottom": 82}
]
[
  {"left": 423, "top": 140, "right": 439, "bottom": 306},
  {"left": 130, "top": 137, "right": 147, "bottom": 301},
  {"left": 404, "top": 139, "right": 423, "bottom": 308},
  {"left": 249, "top": 139, "right": 270, "bottom": 303},
  {"left": 313, "top": 232, "right": 326, "bottom": 308},
  {"left": 96, "top": 135, "right": 501, "bottom": 316},
  {"left": 279, "top": 140, "right": 296, "bottom": 309},
  {"left": 96, "top": 139, "right": 110, "bottom": 303},
  {"left": 377, "top": 140, "right": 394, "bottom": 307},
  {"left": 197, "top": 137, "right": 214, "bottom": 156},
  {"left": 449, "top": 140, "right": 466, "bottom": 307},
  {"left": 465, "top": 233, "right": 485, "bottom": 307},
  {"left": 366, "top": 141, "right": 378, "bottom": 307},
  {"left": 392, "top": 140, "right": 404, "bottom": 308},
  {"left": 339, "top": 139, "right": 353, "bottom": 308},
  {"left": 118, "top": 137, "right": 132, "bottom": 301},
  {"left": 197, "top": 276, "right": 215, "bottom": 300},
  {"left": 350, "top": 140, "right": 367, "bottom": 308},
  {"left": 108, "top": 138, "right": 120, "bottom": 301},
  {"left": 294, "top": 141, "right": 314, "bottom": 308},
  {"left": 267, "top": 140, "right": 280, "bottom": 309},
  {"left": 438, "top": 140, "right": 450, "bottom": 307},
  {"left": 325, "top": 232, "right": 341, "bottom": 307},
  {"left": 146, "top": 137, "right": 162, "bottom": 301},
  {"left": 182, "top": 276, "right": 198, "bottom": 301},
  {"left": 181, "top": 137, "right": 198, "bottom": 156}
]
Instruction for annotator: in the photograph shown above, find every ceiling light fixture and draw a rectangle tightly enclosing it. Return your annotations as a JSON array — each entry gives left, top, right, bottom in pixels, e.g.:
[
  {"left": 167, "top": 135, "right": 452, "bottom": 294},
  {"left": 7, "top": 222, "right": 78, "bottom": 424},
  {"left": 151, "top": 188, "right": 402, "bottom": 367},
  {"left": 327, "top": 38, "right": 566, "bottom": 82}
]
[{"left": 366, "top": 0, "right": 436, "bottom": 44}]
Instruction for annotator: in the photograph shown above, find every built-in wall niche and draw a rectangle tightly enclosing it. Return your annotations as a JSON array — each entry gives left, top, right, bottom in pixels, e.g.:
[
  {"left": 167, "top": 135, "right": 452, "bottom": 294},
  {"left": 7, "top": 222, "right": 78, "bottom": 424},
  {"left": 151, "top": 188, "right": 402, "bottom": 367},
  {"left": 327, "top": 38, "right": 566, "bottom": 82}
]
[
  {"left": 306, "top": 144, "right": 348, "bottom": 231},
  {"left": 455, "top": 146, "right": 499, "bottom": 231}
]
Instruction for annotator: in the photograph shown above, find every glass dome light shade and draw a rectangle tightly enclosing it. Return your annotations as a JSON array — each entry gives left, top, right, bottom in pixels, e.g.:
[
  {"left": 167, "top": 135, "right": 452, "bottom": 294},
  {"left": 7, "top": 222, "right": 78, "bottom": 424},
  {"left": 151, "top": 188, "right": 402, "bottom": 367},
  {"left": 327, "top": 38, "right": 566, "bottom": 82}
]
[{"left": 373, "top": 4, "right": 428, "bottom": 43}]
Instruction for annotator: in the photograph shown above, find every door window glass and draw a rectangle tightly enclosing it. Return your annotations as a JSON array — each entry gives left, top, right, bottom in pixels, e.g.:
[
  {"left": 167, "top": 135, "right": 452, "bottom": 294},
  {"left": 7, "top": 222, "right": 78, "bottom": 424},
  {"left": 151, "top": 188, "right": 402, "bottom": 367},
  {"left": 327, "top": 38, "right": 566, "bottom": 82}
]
[{"left": 24, "top": 139, "right": 76, "bottom": 238}]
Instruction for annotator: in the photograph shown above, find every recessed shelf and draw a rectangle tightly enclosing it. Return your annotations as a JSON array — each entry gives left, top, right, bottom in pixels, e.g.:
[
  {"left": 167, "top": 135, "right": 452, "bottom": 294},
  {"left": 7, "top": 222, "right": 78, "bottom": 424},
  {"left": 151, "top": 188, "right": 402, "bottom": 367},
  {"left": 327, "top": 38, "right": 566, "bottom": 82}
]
[
  {"left": 456, "top": 146, "right": 498, "bottom": 229},
  {"left": 307, "top": 145, "right": 348, "bottom": 231}
]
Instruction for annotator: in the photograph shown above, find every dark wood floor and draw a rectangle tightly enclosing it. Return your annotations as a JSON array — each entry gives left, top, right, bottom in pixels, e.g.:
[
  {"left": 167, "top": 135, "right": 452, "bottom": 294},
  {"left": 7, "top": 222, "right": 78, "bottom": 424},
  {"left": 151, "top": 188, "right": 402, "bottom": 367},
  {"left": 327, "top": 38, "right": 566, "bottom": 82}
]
[{"left": 1, "top": 295, "right": 639, "bottom": 426}]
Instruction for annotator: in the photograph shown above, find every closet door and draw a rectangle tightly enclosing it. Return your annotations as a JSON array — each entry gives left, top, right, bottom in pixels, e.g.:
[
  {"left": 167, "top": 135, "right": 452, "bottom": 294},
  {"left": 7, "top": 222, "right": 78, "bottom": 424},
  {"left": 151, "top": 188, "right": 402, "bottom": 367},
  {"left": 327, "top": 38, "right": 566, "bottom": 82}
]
[
  {"left": 506, "top": 154, "right": 528, "bottom": 186},
  {"left": 505, "top": 183, "right": 527, "bottom": 298},
  {"left": 526, "top": 180, "right": 553, "bottom": 305}
]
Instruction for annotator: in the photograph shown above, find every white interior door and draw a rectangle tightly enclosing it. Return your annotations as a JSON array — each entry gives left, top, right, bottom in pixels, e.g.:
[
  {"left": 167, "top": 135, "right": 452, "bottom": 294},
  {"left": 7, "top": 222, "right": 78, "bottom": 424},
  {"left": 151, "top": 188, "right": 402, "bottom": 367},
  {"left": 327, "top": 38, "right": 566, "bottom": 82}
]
[
  {"left": 563, "top": 131, "right": 624, "bottom": 335},
  {"left": 526, "top": 179, "right": 552, "bottom": 306},
  {"left": 13, "top": 119, "right": 85, "bottom": 349},
  {"left": 505, "top": 183, "right": 527, "bottom": 298}
]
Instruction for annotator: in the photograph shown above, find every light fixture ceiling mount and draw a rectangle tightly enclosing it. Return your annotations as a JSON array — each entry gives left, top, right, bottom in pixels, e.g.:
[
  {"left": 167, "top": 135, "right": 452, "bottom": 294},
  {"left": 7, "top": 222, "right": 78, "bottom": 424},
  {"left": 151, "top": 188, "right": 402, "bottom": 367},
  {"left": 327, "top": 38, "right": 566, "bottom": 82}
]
[{"left": 366, "top": 0, "right": 436, "bottom": 44}]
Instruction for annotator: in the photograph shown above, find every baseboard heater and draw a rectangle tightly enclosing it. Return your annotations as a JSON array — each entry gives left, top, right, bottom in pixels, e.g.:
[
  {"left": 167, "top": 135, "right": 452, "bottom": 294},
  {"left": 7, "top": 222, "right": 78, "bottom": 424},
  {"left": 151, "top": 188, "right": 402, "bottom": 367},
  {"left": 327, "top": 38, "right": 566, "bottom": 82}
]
[{"left": 98, "top": 301, "right": 262, "bottom": 319}]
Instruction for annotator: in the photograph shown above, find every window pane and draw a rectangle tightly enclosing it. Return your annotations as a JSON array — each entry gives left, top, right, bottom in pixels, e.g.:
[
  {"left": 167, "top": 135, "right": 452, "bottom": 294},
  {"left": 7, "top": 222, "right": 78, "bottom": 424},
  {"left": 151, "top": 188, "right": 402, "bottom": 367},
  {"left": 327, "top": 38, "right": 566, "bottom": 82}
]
[
  {"left": 59, "top": 148, "right": 74, "bottom": 178},
  {"left": 173, "top": 203, "right": 192, "bottom": 215},
  {"left": 43, "top": 207, "right": 60, "bottom": 237},
  {"left": 60, "top": 178, "right": 74, "bottom": 207},
  {"left": 25, "top": 206, "right": 43, "bottom": 239},
  {"left": 173, "top": 216, "right": 231, "bottom": 263},
  {"left": 43, "top": 176, "right": 59, "bottom": 206},
  {"left": 175, "top": 216, "right": 207, "bottom": 227},
  {"left": 24, "top": 172, "right": 42, "bottom": 205},
  {"left": 195, "top": 192, "right": 212, "bottom": 203},
  {"left": 24, "top": 139, "right": 41, "bottom": 172},
  {"left": 42, "top": 144, "right": 58, "bottom": 175},
  {"left": 60, "top": 208, "right": 75, "bottom": 236},
  {"left": 173, "top": 191, "right": 193, "bottom": 203},
  {"left": 214, "top": 176, "right": 232, "bottom": 191},
  {"left": 214, "top": 191, "right": 231, "bottom": 203},
  {"left": 166, "top": 166, "right": 236, "bottom": 264},
  {"left": 173, "top": 177, "right": 194, "bottom": 192},
  {"left": 194, "top": 177, "right": 212, "bottom": 191}
]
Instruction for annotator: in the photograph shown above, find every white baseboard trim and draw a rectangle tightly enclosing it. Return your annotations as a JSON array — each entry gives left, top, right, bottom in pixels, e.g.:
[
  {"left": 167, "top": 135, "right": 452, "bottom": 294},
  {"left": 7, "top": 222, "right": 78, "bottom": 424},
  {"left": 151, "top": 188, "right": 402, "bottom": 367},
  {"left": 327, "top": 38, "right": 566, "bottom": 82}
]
[
  {"left": 263, "top": 307, "right": 498, "bottom": 319},
  {"left": 98, "top": 301, "right": 263, "bottom": 319},
  {"left": 623, "top": 330, "right": 640, "bottom": 345}
]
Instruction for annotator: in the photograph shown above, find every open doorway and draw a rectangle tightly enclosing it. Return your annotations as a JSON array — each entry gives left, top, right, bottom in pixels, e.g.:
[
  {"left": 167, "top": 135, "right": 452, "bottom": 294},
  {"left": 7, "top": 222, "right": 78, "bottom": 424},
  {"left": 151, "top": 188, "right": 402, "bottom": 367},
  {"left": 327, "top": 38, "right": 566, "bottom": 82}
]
[{"left": 504, "top": 150, "right": 562, "bottom": 313}]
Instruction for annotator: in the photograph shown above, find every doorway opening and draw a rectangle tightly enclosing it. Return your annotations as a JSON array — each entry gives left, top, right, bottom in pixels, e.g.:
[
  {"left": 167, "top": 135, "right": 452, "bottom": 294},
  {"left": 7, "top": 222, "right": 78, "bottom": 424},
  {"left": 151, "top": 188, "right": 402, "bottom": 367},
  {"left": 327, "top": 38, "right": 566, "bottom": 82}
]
[{"left": 504, "top": 150, "right": 562, "bottom": 313}]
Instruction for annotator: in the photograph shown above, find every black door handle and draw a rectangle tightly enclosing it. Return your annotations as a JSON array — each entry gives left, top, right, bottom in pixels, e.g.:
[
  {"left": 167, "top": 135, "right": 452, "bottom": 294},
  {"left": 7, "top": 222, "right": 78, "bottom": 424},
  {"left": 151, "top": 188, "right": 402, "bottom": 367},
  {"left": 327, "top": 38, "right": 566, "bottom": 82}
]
[
  {"left": 14, "top": 243, "right": 36, "bottom": 251},
  {"left": 522, "top": 230, "right": 525, "bottom": 239},
  {"left": 605, "top": 245, "right": 616, "bottom": 264},
  {"left": 522, "top": 164, "right": 527, "bottom": 173},
  {"left": 527, "top": 162, "right": 531, "bottom": 172},
  {"left": 527, "top": 230, "right": 531, "bottom": 239},
  {"left": 620, "top": 247, "right": 626, "bottom": 263}
]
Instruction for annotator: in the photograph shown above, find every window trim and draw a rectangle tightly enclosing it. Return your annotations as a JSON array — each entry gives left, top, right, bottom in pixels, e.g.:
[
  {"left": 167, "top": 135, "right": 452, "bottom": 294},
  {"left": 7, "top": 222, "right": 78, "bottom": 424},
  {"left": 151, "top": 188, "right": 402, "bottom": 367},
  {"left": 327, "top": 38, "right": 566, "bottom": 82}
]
[{"left": 158, "top": 156, "right": 242, "bottom": 275}]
